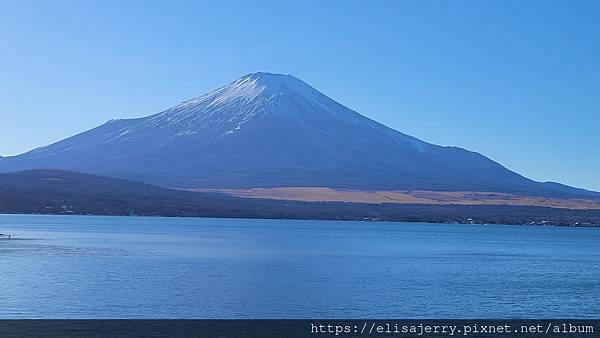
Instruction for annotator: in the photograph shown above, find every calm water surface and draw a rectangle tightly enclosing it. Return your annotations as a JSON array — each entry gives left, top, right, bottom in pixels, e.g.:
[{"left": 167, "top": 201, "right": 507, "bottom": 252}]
[{"left": 0, "top": 214, "right": 598, "bottom": 318}]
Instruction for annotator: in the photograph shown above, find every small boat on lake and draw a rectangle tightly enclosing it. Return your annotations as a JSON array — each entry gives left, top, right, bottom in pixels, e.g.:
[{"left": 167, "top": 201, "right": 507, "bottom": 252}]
[{"left": 0, "top": 233, "right": 11, "bottom": 240}]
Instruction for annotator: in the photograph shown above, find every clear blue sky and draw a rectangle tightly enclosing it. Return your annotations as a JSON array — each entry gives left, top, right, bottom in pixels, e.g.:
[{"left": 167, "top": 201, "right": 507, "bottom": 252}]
[{"left": 1, "top": 0, "right": 598, "bottom": 191}]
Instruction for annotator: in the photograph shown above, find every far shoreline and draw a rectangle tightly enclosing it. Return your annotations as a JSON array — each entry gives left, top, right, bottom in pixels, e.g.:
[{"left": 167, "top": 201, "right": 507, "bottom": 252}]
[{"left": 1, "top": 211, "right": 598, "bottom": 229}]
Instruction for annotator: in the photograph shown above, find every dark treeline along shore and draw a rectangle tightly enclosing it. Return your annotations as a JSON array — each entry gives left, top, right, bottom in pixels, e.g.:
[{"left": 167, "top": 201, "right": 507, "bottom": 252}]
[{"left": 1, "top": 170, "right": 599, "bottom": 226}]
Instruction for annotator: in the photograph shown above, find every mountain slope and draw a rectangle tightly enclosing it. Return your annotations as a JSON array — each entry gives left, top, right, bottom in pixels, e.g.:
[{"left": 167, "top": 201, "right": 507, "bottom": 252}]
[
  {"left": 0, "top": 72, "right": 596, "bottom": 198},
  {"left": 1, "top": 169, "right": 599, "bottom": 226}
]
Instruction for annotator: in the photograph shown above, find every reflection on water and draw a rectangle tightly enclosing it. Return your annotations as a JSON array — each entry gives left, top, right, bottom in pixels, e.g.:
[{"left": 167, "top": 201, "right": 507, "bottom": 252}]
[{"left": 0, "top": 214, "right": 599, "bottom": 318}]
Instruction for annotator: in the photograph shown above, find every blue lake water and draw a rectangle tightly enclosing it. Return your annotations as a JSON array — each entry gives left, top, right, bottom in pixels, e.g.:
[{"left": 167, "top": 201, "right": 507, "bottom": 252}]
[{"left": 0, "top": 214, "right": 598, "bottom": 318}]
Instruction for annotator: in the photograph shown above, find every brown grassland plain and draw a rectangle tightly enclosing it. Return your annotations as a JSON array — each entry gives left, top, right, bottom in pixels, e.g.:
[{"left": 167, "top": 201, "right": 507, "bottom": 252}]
[{"left": 188, "top": 187, "right": 600, "bottom": 210}]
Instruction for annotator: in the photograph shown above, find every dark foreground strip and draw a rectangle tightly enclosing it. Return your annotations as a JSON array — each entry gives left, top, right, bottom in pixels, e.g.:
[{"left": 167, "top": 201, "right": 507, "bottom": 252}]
[{"left": 0, "top": 320, "right": 597, "bottom": 338}]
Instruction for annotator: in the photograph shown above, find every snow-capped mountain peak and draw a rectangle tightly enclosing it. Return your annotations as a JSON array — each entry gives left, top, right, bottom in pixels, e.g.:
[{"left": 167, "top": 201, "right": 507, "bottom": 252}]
[
  {"left": 138, "top": 72, "right": 368, "bottom": 138},
  {"left": 20, "top": 72, "right": 430, "bottom": 155},
  {"left": 172, "top": 72, "right": 322, "bottom": 110},
  {"left": 216, "top": 72, "right": 321, "bottom": 102},
  {"left": 4, "top": 71, "right": 594, "bottom": 199}
]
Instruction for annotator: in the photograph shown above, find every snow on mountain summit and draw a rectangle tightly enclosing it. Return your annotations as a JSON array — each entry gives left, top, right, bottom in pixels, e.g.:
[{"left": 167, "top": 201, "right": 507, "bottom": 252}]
[
  {"left": 22, "top": 72, "right": 430, "bottom": 155},
  {"left": 155, "top": 72, "right": 340, "bottom": 123},
  {"left": 208, "top": 72, "right": 323, "bottom": 103},
  {"left": 130, "top": 71, "right": 420, "bottom": 144}
]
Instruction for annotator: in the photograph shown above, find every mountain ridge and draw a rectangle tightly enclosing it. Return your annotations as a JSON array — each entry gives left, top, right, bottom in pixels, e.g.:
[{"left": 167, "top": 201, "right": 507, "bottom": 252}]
[
  {"left": 0, "top": 72, "right": 597, "bottom": 199},
  {"left": 1, "top": 169, "right": 598, "bottom": 226}
]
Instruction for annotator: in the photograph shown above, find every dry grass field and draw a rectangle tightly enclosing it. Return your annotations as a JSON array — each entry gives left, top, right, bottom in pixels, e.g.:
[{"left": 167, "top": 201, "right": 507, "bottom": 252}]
[{"left": 189, "top": 187, "right": 600, "bottom": 210}]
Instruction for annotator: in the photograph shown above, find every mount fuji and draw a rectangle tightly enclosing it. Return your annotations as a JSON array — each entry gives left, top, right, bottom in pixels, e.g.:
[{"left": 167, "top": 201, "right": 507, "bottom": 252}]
[{"left": 0, "top": 72, "right": 596, "bottom": 198}]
